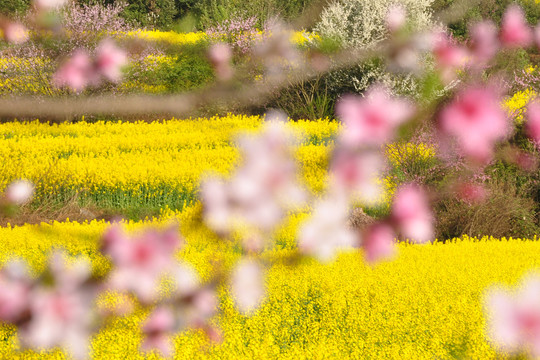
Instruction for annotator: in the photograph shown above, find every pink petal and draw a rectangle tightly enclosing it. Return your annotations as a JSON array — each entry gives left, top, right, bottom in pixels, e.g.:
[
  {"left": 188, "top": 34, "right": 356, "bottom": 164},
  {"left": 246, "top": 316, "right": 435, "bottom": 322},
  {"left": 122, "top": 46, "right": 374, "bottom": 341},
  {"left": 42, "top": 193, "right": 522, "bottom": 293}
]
[{"left": 500, "top": 5, "right": 532, "bottom": 48}]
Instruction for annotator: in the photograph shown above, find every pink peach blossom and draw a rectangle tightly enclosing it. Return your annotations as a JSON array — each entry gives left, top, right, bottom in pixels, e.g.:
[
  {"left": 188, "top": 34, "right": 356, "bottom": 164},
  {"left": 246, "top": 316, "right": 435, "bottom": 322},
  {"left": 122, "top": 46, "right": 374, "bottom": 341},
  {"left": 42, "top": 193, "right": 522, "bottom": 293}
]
[
  {"left": 17, "top": 253, "right": 95, "bottom": 360},
  {"left": 500, "top": 5, "right": 532, "bottom": 48},
  {"left": 231, "top": 260, "right": 265, "bottom": 314},
  {"left": 3, "top": 22, "right": 29, "bottom": 44},
  {"left": 141, "top": 307, "right": 175, "bottom": 357},
  {"left": 95, "top": 39, "right": 127, "bottom": 83},
  {"left": 362, "top": 223, "right": 396, "bottom": 264},
  {"left": 102, "top": 225, "right": 186, "bottom": 303},
  {"left": 201, "top": 120, "right": 306, "bottom": 235},
  {"left": 0, "top": 261, "right": 32, "bottom": 323},
  {"left": 53, "top": 50, "right": 93, "bottom": 92},
  {"left": 33, "top": 0, "right": 67, "bottom": 10},
  {"left": 298, "top": 196, "right": 357, "bottom": 262},
  {"left": 386, "top": 5, "right": 406, "bottom": 33},
  {"left": 469, "top": 21, "right": 499, "bottom": 65},
  {"left": 526, "top": 101, "right": 540, "bottom": 143},
  {"left": 392, "top": 184, "right": 433, "bottom": 243},
  {"left": 336, "top": 86, "right": 414, "bottom": 147},
  {"left": 330, "top": 148, "right": 384, "bottom": 204},
  {"left": 439, "top": 86, "right": 509, "bottom": 163},
  {"left": 484, "top": 274, "right": 540, "bottom": 357},
  {"left": 455, "top": 182, "right": 487, "bottom": 204},
  {"left": 534, "top": 25, "right": 540, "bottom": 51},
  {"left": 208, "top": 43, "right": 233, "bottom": 80},
  {"left": 4, "top": 179, "right": 34, "bottom": 205},
  {"left": 433, "top": 32, "right": 467, "bottom": 82}
]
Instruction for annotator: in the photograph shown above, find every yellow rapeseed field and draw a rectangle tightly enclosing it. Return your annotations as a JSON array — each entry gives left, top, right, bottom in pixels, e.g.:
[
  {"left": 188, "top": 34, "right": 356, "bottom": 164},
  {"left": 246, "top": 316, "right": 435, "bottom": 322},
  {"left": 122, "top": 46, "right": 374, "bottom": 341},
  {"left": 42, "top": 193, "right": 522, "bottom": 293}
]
[
  {"left": 0, "top": 207, "right": 539, "bottom": 359},
  {"left": 122, "top": 29, "right": 319, "bottom": 47},
  {"left": 0, "top": 116, "right": 334, "bottom": 211},
  {"left": 0, "top": 116, "right": 436, "bottom": 213}
]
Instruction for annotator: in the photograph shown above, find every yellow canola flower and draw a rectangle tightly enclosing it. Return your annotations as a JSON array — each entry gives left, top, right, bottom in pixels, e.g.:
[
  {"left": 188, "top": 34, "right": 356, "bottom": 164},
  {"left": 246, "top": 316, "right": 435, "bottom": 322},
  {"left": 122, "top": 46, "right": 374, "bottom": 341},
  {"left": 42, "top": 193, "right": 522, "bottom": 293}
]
[
  {"left": 122, "top": 30, "right": 208, "bottom": 45},
  {"left": 120, "top": 29, "right": 319, "bottom": 46},
  {"left": 0, "top": 213, "right": 538, "bottom": 359},
  {"left": 0, "top": 116, "right": 438, "bottom": 211},
  {"left": 502, "top": 88, "right": 537, "bottom": 124},
  {"left": 0, "top": 116, "right": 337, "bottom": 209}
]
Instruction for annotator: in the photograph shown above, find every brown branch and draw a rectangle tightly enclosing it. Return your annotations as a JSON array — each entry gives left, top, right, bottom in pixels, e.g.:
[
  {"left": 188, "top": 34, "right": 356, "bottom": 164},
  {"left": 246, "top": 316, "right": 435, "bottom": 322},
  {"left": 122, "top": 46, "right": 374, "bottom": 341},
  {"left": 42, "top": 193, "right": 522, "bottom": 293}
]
[{"left": 0, "top": 0, "right": 480, "bottom": 119}]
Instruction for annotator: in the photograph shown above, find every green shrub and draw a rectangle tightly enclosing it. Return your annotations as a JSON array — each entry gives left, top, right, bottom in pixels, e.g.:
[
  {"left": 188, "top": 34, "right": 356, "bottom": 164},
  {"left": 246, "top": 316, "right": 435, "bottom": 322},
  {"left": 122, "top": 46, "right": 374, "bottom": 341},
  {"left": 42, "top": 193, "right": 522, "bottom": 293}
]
[
  {"left": 266, "top": 75, "right": 335, "bottom": 120},
  {"left": 192, "top": 0, "right": 316, "bottom": 29},
  {"left": 121, "top": 0, "right": 177, "bottom": 29},
  {"left": 435, "top": 179, "right": 539, "bottom": 240},
  {"left": 124, "top": 42, "right": 215, "bottom": 94},
  {"left": 0, "top": 0, "right": 30, "bottom": 16}
]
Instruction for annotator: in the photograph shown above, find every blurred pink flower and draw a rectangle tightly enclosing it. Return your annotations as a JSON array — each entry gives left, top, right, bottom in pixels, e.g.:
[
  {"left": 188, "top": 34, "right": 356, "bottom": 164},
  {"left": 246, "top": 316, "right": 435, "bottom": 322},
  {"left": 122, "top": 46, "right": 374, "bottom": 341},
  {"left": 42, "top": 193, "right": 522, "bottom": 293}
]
[
  {"left": 208, "top": 43, "right": 233, "bottom": 80},
  {"left": 500, "top": 5, "right": 532, "bottom": 48},
  {"left": 53, "top": 50, "right": 93, "bottom": 92},
  {"left": 102, "top": 225, "right": 186, "bottom": 303},
  {"left": 336, "top": 86, "right": 414, "bottom": 147},
  {"left": 33, "top": 0, "right": 67, "bottom": 10},
  {"left": 484, "top": 274, "right": 540, "bottom": 357},
  {"left": 526, "top": 101, "right": 540, "bottom": 143},
  {"left": 386, "top": 5, "right": 406, "bottom": 33},
  {"left": 330, "top": 148, "right": 384, "bottom": 203},
  {"left": 3, "top": 22, "right": 29, "bottom": 44},
  {"left": 535, "top": 25, "right": 540, "bottom": 50},
  {"left": 0, "top": 261, "right": 32, "bottom": 323},
  {"left": 298, "top": 196, "right": 356, "bottom": 262},
  {"left": 439, "top": 86, "right": 508, "bottom": 163},
  {"left": 172, "top": 262, "right": 200, "bottom": 298},
  {"left": 192, "top": 289, "right": 218, "bottom": 319},
  {"left": 392, "top": 184, "right": 433, "bottom": 243},
  {"left": 433, "top": 32, "right": 467, "bottom": 82},
  {"left": 469, "top": 21, "right": 499, "bottom": 65},
  {"left": 455, "top": 182, "right": 487, "bottom": 204},
  {"left": 4, "top": 179, "right": 34, "bottom": 205},
  {"left": 95, "top": 39, "right": 127, "bottom": 83},
  {"left": 141, "top": 307, "right": 175, "bottom": 357},
  {"left": 201, "top": 120, "right": 306, "bottom": 235},
  {"left": 23, "top": 289, "right": 91, "bottom": 360},
  {"left": 17, "top": 253, "right": 94, "bottom": 360},
  {"left": 362, "top": 223, "right": 396, "bottom": 264},
  {"left": 231, "top": 260, "right": 265, "bottom": 314}
]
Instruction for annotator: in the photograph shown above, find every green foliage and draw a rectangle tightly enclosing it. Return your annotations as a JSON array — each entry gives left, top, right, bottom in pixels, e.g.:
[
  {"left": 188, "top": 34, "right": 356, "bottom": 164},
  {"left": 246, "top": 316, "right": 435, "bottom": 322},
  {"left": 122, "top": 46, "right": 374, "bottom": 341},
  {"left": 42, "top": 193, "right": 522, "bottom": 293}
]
[
  {"left": 125, "top": 42, "right": 215, "bottom": 93},
  {"left": 192, "top": 0, "right": 316, "bottom": 29},
  {"left": 121, "top": 0, "right": 177, "bottom": 29},
  {"left": 267, "top": 76, "right": 335, "bottom": 120},
  {"left": 0, "top": 0, "right": 30, "bottom": 16},
  {"left": 435, "top": 178, "right": 539, "bottom": 240}
]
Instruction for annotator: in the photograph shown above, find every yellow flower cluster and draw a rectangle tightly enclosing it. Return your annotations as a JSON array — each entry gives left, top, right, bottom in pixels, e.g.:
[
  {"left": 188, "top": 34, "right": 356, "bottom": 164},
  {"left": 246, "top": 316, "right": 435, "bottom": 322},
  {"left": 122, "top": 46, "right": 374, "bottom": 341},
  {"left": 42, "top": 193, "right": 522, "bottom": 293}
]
[
  {"left": 122, "top": 30, "right": 208, "bottom": 45},
  {"left": 121, "top": 29, "right": 319, "bottom": 47},
  {"left": 502, "top": 88, "right": 537, "bottom": 124},
  {"left": 385, "top": 142, "right": 436, "bottom": 168},
  {"left": 0, "top": 116, "right": 440, "bottom": 211},
  {"left": 0, "top": 57, "right": 55, "bottom": 96},
  {"left": 0, "top": 116, "right": 335, "bottom": 210},
  {"left": 0, "top": 210, "right": 537, "bottom": 359}
]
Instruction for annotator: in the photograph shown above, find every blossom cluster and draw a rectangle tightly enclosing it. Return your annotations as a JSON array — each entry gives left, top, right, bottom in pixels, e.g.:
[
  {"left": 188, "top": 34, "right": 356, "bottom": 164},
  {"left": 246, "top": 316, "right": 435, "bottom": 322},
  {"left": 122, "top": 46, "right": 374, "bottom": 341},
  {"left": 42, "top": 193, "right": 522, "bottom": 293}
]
[{"left": 53, "top": 39, "right": 127, "bottom": 92}]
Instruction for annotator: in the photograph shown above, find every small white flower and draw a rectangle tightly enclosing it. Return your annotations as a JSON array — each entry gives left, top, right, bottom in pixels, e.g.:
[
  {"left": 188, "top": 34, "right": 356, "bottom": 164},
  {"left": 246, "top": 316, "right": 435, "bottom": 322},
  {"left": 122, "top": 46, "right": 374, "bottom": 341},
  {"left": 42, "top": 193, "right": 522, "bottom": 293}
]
[{"left": 5, "top": 180, "right": 34, "bottom": 205}]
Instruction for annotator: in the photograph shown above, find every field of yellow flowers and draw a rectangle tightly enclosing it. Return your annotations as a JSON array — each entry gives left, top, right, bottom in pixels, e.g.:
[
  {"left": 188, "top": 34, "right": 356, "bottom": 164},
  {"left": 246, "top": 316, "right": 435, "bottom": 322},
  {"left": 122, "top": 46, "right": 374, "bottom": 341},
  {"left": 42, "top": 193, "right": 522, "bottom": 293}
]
[
  {"left": 0, "top": 115, "right": 335, "bottom": 214},
  {"left": 2, "top": 115, "right": 531, "bottom": 359},
  {"left": 0, "top": 115, "right": 433, "bottom": 217},
  {"left": 0, "top": 205, "right": 539, "bottom": 359}
]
